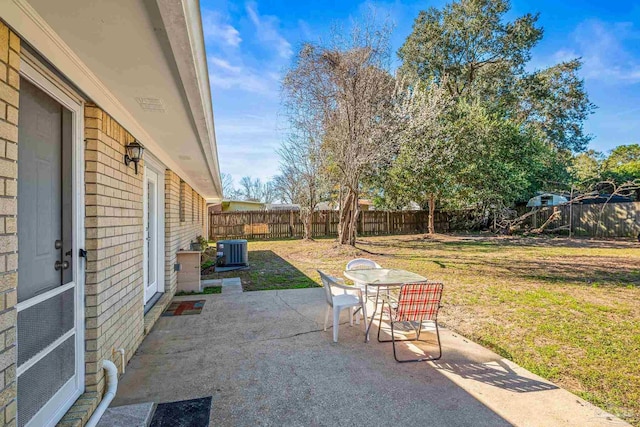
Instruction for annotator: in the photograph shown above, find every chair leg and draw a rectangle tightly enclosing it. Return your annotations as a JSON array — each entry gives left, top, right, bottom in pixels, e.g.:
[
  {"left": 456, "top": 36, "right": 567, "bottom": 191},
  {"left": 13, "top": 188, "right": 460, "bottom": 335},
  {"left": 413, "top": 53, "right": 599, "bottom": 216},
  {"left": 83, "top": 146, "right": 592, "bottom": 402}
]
[
  {"left": 377, "top": 299, "right": 386, "bottom": 342},
  {"left": 349, "top": 307, "right": 353, "bottom": 326},
  {"left": 333, "top": 307, "right": 340, "bottom": 342},
  {"left": 434, "top": 320, "right": 442, "bottom": 360},
  {"left": 391, "top": 320, "right": 443, "bottom": 363},
  {"left": 361, "top": 301, "right": 368, "bottom": 334},
  {"left": 324, "top": 306, "right": 330, "bottom": 332}
]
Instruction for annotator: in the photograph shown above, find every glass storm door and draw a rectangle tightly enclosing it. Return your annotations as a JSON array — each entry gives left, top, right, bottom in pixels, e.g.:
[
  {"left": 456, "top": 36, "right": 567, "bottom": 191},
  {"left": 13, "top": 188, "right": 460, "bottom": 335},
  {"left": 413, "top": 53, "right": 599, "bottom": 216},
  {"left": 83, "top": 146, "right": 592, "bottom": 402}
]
[
  {"left": 16, "top": 79, "right": 81, "bottom": 426},
  {"left": 144, "top": 167, "right": 159, "bottom": 303}
]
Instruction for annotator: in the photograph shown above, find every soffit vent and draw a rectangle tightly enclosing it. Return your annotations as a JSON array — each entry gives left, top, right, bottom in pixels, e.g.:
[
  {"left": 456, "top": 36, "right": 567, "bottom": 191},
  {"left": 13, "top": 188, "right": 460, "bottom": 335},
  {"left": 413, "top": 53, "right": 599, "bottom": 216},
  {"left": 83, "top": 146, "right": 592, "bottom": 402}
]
[{"left": 136, "top": 97, "right": 165, "bottom": 112}]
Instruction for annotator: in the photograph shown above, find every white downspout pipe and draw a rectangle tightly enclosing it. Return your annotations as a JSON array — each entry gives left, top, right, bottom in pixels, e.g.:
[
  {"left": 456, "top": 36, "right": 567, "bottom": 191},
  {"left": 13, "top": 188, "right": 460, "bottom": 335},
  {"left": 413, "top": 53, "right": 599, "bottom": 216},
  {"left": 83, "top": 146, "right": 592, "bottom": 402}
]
[
  {"left": 85, "top": 359, "right": 118, "bottom": 427},
  {"left": 117, "top": 348, "right": 125, "bottom": 374}
]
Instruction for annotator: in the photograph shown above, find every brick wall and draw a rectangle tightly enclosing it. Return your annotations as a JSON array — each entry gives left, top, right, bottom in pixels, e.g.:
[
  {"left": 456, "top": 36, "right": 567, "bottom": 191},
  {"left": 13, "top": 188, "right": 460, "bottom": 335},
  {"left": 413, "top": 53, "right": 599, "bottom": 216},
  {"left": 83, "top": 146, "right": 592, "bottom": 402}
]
[
  {"left": 0, "top": 21, "right": 19, "bottom": 427},
  {"left": 83, "top": 104, "right": 146, "bottom": 401},
  {"left": 165, "top": 170, "right": 207, "bottom": 295},
  {"left": 2, "top": 19, "right": 209, "bottom": 425}
]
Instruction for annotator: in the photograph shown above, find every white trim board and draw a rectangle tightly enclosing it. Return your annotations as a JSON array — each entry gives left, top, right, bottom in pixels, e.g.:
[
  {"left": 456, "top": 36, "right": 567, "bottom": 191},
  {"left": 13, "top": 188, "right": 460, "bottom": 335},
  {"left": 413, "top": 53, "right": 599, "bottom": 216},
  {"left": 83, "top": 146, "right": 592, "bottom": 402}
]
[
  {"left": 0, "top": 0, "right": 218, "bottom": 199},
  {"left": 143, "top": 154, "right": 166, "bottom": 297}
]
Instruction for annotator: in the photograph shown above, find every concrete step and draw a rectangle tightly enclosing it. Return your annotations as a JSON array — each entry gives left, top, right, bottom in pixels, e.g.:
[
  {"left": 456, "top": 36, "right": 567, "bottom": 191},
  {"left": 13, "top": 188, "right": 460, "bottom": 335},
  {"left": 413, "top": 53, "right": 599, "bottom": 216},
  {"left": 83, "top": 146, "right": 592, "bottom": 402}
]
[
  {"left": 97, "top": 402, "right": 156, "bottom": 427},
  {"left": 221, "top": 277, "right": 243, "bottom": 294}
]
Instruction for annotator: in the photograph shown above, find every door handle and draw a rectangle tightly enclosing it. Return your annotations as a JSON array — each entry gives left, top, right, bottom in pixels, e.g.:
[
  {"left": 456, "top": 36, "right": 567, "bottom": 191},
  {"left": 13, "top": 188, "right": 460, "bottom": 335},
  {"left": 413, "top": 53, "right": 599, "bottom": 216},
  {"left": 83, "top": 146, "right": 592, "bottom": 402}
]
[{"left": 55, "top": 260, "right": 70, "bottom": 270}]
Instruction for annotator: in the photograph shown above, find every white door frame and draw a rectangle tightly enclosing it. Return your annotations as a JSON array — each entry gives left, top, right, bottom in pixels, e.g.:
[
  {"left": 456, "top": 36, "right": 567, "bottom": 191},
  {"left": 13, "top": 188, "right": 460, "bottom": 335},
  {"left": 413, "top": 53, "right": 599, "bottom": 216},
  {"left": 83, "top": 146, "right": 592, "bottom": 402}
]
[
  {"left": 143, "top": 154, "right": 165, "bottom": 302},
  {"left": 16, "top": 57, "right": 85, "bottom": 427}
]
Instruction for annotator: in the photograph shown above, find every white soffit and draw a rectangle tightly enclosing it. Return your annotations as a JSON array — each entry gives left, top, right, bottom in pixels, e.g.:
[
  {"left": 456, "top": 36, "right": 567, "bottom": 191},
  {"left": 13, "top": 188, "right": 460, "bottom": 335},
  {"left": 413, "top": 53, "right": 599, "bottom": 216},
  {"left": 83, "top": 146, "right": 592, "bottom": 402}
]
[{"left": 1, "top": 0, "right": 222, "bottom": 199}]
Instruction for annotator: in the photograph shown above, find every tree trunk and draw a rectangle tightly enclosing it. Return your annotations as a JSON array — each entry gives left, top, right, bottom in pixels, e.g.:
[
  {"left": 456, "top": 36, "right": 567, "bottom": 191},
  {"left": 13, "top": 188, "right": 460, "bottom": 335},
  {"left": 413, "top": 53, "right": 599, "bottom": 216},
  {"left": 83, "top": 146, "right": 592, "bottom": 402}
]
[
  {"left": 301, "top": 208, "right": 312, "bottom": 240},
  {"left": 428, "top": 193, "right": 436, "bottom": 234},
  {"left": 348, "top": 193, "right": 359, "bottom": 245},
  {"left": 305, "top": 210, "right": 313, "bottom": 240},
  {"left": 338, "top": 189, "right": 358, "bottom": 245}
]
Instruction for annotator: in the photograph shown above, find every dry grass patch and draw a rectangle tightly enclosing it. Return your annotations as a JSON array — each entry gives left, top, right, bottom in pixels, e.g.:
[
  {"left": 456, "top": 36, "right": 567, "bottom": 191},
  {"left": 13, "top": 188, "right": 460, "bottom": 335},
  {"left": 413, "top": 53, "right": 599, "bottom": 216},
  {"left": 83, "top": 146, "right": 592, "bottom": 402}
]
[{"left": 221, "top": 234, "right": 639, "bottom": 424}]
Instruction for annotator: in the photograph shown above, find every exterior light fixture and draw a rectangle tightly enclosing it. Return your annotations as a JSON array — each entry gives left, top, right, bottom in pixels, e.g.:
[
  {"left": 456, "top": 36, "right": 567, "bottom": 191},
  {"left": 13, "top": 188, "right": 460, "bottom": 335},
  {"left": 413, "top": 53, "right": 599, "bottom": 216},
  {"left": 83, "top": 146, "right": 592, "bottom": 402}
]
[{"left": 124, "top": 141, "right": 144, "bottom": 174}]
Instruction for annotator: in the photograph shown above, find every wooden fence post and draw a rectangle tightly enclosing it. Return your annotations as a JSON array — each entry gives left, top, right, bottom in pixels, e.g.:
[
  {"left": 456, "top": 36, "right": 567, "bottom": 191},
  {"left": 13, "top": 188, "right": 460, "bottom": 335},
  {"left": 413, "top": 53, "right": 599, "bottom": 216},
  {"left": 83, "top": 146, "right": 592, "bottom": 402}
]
[
  {"left": 386, "top": 211, "right": 390, "bottom": 234},
  {"left": 249, "top": 212, "right": 253, "bottom": 239},
  {"left": 325, "top": 212, "right": 329, "bottom": 237},
  {"left": 289, "top": 210, "right": 294, "bottom": 237}
]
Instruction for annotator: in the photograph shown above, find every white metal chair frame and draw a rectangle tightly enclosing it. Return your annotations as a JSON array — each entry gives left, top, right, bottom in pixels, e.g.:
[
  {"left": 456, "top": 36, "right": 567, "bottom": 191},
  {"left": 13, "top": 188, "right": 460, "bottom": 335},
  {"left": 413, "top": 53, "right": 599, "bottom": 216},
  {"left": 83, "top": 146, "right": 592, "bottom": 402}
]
[{"left": 318, "top": 270, "right": 368, "bottom": 343}]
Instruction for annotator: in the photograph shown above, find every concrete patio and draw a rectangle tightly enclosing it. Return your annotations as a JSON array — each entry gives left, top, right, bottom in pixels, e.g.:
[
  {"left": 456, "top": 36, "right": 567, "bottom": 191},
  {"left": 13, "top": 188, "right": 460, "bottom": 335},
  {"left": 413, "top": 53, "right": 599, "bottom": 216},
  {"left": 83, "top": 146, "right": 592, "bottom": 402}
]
[{"left": 112, "top": 288, "right": 628, "bottom": 426}]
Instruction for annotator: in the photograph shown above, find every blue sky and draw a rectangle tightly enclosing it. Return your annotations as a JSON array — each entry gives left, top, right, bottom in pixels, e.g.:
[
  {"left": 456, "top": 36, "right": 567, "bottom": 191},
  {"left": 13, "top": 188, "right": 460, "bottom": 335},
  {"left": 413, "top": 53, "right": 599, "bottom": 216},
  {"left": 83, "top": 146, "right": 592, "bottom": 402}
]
[{"left": 200, "top": 0, "right": 640, "bottom": 186}]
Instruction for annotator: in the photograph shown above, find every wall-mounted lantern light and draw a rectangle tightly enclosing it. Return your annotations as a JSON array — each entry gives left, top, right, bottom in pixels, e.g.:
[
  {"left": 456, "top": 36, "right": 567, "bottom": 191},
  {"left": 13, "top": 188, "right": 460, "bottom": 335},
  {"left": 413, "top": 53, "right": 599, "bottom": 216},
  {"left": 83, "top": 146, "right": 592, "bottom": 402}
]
[{"left": 124, "top": 141, "right": 144, "bottom": 174}]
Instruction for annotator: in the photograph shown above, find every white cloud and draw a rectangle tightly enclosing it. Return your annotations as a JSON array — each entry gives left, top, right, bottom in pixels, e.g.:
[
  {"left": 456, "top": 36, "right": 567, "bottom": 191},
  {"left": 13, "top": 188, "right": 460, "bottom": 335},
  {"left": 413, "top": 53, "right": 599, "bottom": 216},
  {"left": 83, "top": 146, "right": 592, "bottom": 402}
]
[
  {"left": 201, "top": 10, "right": 242, "bottom": 47},
  {"left": 568, "top": 20, "right": 640, "bottom": 84},
  {"left": 208, "top": 57, "right": 279, "bottom": 96},
  {"left": 209, "top": 71, "right": 277, "bottom": 95},
  {"left": 245, "top": 2, "right": 293, "bottom": 60},
  {"left": 209, "top": 56, "right": 242, "bottom": 74}
]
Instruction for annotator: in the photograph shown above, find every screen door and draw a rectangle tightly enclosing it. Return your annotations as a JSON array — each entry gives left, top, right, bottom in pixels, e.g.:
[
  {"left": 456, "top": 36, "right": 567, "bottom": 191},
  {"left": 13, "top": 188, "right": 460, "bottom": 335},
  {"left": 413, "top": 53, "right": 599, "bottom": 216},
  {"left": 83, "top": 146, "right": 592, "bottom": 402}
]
[{"left": 16, "top": 78, "right": 81, "bottom": 427}]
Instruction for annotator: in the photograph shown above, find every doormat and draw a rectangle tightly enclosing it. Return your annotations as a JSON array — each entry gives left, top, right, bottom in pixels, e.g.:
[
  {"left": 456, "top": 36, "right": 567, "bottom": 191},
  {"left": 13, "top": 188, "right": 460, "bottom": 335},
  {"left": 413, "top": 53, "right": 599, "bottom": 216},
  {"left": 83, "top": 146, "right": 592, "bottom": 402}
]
[
  {"left": 162, "top": 300, "right": 205, "bottom": 316},
  {"left": 150, "top": 397, "right": 212, "bottom": 427}
]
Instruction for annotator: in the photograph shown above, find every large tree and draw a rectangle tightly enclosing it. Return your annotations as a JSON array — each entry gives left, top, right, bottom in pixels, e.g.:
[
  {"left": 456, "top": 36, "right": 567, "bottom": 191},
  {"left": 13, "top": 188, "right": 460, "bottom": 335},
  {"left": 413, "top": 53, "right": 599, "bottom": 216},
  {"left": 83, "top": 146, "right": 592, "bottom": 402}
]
[
  {"left": 375, "top": 80, "right": 459, "bottom": 233},
  {"left": 275, "top": 135, "right": 327, "bottom": 239},
  {"left": 602, "top": 144, "right": 640, "bottom": 184},
  {"left": 388, "top": 0, "right": 594, "bottom": 226},
  {"left": 282, "top": 20, "right": 396, "bottom": 245}
]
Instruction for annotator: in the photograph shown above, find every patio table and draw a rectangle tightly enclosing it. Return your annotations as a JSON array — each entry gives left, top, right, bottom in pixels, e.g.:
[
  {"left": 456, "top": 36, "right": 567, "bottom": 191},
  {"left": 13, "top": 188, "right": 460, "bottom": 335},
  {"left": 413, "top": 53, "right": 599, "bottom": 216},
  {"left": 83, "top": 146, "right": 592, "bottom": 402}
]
[{"left": 343, "top": 268, "right": 427, "bottom": 342}]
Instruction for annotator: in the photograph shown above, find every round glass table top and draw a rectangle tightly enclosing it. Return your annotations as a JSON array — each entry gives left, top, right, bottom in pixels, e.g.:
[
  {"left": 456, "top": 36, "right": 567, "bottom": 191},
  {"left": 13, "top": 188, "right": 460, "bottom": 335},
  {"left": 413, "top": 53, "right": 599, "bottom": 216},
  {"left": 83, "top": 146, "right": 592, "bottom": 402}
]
[{"left": 343, "top": 268, "right": 427, "bottom": 286}]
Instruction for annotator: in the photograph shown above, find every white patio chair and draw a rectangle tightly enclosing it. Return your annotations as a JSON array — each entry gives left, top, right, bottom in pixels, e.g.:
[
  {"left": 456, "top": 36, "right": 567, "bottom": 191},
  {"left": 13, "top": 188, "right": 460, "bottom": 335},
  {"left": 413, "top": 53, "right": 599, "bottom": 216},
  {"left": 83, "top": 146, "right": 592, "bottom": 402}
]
[
  {"left": 346, "top": 258, "right": 382, "bottom": 300},
  {"left": 318, "top": 270, "right": 368, "bottom": 343}
]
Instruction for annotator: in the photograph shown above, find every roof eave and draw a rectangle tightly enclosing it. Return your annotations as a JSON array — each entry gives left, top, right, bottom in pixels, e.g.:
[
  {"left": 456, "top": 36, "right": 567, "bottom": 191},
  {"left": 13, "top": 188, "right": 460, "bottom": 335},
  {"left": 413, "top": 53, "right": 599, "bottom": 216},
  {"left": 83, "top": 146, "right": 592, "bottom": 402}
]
[{"left": 155, "top": 0, "right": 222, "bottom": 199}]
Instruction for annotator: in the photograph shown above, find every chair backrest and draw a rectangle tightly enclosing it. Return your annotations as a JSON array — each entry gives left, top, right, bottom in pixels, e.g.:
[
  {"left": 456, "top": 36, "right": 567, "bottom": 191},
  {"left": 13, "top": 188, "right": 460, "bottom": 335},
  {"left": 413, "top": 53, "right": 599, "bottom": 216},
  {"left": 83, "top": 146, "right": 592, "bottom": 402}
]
[
  {"left": 317, "top": 270, "right": 337, "bottom": 307},
  {"left": 346, "top": 258, "right": 381, "bottom": 271},
  {"left": 394, "top": 282, "right": 443, "bottom": 323}
]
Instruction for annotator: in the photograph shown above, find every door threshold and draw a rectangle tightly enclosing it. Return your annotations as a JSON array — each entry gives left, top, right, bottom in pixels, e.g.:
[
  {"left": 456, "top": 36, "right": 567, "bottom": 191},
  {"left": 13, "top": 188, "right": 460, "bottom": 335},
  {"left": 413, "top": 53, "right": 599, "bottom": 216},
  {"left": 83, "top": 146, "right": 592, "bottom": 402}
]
[{"left": 144, "top": 292, "right": 164, "bottom": 315}]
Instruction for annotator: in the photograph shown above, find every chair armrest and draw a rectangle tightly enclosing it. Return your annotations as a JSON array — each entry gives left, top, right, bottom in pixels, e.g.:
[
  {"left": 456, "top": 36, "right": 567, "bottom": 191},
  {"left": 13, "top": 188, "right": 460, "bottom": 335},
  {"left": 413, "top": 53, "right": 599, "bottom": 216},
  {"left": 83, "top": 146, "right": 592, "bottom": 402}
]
[{"left": 331, "top": 279, "right": 363, "bottom": 297}]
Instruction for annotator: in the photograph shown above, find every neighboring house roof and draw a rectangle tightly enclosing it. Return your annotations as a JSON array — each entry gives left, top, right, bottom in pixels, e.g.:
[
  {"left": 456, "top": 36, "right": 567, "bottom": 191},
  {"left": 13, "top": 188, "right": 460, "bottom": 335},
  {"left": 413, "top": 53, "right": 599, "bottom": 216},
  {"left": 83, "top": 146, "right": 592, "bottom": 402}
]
[
  {"left": 576, "top": 194, "right": 633, "bottom": 204},
  {"left": 220, "top": 200, "right": 265, "bottom": 211},
  {"left": 266, "top": 204, "right": 301, "bottom": 211},
  {"left": 315, "top": 200, "right": 374, "bottom": 211},
  {"left": 315, "top": 201, "right": 336, "bottom": 211},
  {"left": 404, "top": 201, "right": 421, "bottom": 211},
  {"left": 3, "top": 0, "right": 222, "bottom": 200},
  {"left": 223, "top": 199, "right": 264, "bottom": 205}
]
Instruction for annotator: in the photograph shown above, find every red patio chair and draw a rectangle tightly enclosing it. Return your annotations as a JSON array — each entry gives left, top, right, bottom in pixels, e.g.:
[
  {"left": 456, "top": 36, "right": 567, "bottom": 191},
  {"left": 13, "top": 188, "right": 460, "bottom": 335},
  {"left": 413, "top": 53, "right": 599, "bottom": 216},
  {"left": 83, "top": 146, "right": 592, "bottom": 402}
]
[{"left": 377, "top": 282, "right": 444, "bottom": 363}]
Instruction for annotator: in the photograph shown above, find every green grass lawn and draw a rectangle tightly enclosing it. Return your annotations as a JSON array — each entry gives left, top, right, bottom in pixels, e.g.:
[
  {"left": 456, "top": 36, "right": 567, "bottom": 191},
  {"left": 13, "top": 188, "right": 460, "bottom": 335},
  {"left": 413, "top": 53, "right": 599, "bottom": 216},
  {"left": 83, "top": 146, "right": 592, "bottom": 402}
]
[
  {"left": 206, "top": 234, "right": 639, "bottom": 424},
  {"left": 175, "top": 285, "right": 222, "bottom": 296}
]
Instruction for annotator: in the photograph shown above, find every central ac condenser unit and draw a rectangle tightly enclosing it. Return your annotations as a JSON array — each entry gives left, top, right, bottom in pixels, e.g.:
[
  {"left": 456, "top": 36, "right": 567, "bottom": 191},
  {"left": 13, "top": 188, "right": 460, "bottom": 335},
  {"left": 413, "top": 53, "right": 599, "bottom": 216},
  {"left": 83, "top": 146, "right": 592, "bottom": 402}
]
[{"left": 216, "top": 239, "right": 248, "bottom": 266}]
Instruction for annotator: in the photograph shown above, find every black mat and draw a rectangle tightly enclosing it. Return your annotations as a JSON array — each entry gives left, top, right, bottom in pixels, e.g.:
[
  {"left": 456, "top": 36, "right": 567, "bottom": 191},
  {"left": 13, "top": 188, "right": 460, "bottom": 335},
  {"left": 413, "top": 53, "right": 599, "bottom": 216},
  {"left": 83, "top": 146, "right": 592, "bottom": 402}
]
[{"left": 150, "top": 397, "right": 212, "bottom": 427}]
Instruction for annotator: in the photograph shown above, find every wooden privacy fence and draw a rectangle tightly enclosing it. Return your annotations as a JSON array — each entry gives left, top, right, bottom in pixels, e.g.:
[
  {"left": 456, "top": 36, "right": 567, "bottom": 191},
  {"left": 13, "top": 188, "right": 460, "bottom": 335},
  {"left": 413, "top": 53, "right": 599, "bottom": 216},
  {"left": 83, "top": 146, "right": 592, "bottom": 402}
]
[
  {"left": 209, "top": 210, "right": 450, "bottom": 240},
  {"left": 210, "top": 203, "right": 640, "bottom": 240},
  {"left": 522, "top": 201, "right": 640, "bottom": 238}
]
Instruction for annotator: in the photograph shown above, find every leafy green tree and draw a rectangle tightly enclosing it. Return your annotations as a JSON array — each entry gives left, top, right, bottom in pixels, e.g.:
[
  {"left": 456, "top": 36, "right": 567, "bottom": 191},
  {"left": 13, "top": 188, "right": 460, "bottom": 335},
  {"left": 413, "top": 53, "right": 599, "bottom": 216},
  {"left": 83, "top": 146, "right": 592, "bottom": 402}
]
[
  {"left": 375, "top": 80, "right": 459, "bottom": 233},
  {"left": 386, "top": 0, "right": 594, "bottom": 223},
  {"left": 569, "top": 150, "right": 604, "bottom": 190},
  {"left": 602, "top": 144, "right": 640, "bottom": 183}
]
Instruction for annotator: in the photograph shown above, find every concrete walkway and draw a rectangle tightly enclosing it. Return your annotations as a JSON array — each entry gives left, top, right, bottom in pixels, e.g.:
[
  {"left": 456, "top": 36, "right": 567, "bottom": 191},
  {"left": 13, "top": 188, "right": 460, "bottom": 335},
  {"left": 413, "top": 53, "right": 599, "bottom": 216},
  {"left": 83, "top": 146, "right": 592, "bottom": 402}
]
[{"left": 113, "top": 288, "right": 628, "bottom": 427}]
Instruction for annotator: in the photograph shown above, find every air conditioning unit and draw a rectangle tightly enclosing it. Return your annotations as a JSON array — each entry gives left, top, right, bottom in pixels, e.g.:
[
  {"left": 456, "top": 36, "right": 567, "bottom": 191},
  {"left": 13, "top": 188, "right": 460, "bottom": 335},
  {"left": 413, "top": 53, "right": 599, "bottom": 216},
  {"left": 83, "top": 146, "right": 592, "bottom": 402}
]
[{"left": 216, "top": 239, "right": 248, "bottom": 266}]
